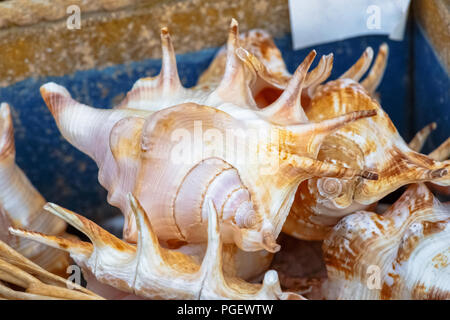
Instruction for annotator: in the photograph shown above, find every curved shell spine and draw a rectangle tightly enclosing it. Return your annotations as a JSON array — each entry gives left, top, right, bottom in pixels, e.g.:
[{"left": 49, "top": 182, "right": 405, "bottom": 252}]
[
  {"left": 322, "top": 183, "right": 450, "bottom": 300},
  {"left": 409, "top": 124, "right": 450, "bottom": 196},
  {"left": 40, "top": 20, "right": 378, "bottom": 252},
  {"left": 10, "top": 195, "right": 303, "bottom": 300},
  {"left": 0, "top": 103, "right": 69, "bottom": 275}
]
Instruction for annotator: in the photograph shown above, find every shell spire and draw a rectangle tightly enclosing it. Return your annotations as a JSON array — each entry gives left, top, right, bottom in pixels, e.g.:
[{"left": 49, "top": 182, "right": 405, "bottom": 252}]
[
  {"left": 116, "top": 27, "right": 187, "bottom": 111},
  {"left": 408, "top": 122, "right": 437, "bottom": 152},
  {"left": 159, "top": 27, "right": 182, "bottom": 92},
  {"left": 339, "top": 47, "right": 374, "bottom": 81},
  {"left": 40, "top": 83, "right": 115, "bottom": 163},
  {"left": 285, "top": 108, "right": 378, "bottom": 158},
  {"left": 0, "top": 103, "right": 14, "bottom": 159},
  {"left": 40, "top": 83, "right": 145, "bottom": 206},
  {"left": 303, "top": 53, "right": 334, "bottom": 97},
  {"left": 210, "top": 18, "right": 256, "bottom": 107},
  {"left": 10, "top": 195, "right": 303, "bottom": 300},
  {"left": 258, "top": 50, "right": 316, "bottom": 125},
  {"left": 361, "top": 43, "right": 389, "bottom": 94},
  {"left": 286, "top": 154, "right": 378, "bottom": 182}
]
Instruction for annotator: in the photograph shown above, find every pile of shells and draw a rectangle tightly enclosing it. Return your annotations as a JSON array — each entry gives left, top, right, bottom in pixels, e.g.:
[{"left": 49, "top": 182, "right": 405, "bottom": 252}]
[{"left": 1, "top": 20, "right": 448, "bottom": 300}]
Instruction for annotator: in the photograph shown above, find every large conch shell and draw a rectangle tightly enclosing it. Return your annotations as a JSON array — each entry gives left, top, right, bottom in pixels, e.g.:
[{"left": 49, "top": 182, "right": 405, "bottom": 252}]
[
  {"left": 322, "top": 183, "right": 449, "bottom": 300},
  {"left": 11, "top": 194, "right": 303, "bottom": 300},
  {"left": 282, "top": 48, "right": 450, "bottom": 240},
  {"left": 40, "top": 20, "right": 377, "bottom": 252},
  {"left": 0, "top": 102, "right": 70, "bottom": 275},
  {"left": 0, "top": 239, "right": 102, "bottom": 300},
  {"left": 213, "top": 30, "right": 450, "bottom": 241}
]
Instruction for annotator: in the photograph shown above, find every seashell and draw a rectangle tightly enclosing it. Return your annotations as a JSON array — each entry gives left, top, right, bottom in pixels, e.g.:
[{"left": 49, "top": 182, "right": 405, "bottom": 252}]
[
  {"left": 39, "top": 20, "right": 378, "bottom": 253},
  {"left": 281, "top": 47, "right": 450, "bottom": 241},
  {"left": 322, "top": 183, "right": 450, "bottom": 300},
  {"left": 0, "top": 238, "right": 102, "bottom": 300},
  {"left": 0, "top": 102, "right": 70, "bottom": 275},
  {"left": 10, "top": 194, "right": 304, "bottom": 300}
]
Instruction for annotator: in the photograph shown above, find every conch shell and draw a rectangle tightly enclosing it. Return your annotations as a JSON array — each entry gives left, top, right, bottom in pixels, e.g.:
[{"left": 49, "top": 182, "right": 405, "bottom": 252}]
[
  {"left": 322, "top": 183, "right": 449, "bottom": 300},
  {"left": 40, "top": 20, "right": 377, "bottom": 253},
  {"left": 207, "top": 28, "right": 450, "bottom": 241},
  {"left": 10, "top": 194, "right": 303, "bottom": 300},
  {"left": 0, "top": 102, "right": 70, "bottom": 275},
  {"left": 283, "top": 48, "right": 450, "bottom": 240}
]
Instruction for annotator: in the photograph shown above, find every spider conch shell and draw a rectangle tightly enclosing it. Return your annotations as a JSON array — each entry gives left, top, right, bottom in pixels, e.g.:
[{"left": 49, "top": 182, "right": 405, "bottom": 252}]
[
  {"left": 220, "top": 31, "right": 450, "bottom": 240},
  {"left": 0, "top": 102, "right": 70, "bottom": 275},
  {"left": 282, "top": 47, "right": 450, "bottom": 240},
  {"left": 322, "top": 183, "right": 450, "bottom": 300},
  {"left": 10, "top": 195, "right": 304, "bottom": 300},
  {"left": 40, "top": 20, "right": 377, "bottom": 252}
]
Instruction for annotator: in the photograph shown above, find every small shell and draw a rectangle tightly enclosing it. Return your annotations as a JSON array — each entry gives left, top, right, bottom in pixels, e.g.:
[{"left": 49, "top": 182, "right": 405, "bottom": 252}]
[
  {"left": 0, "top": 102, "right": 70, "bottom": 275},
  {"left": 11, "top": 195, "right": 304, "bottom": 300},
  {"left": 322, "top": 183, "right": 449, "bottom": 300},
  {"left": 40, "top": 20, "right": 377, "bottom": 252}
]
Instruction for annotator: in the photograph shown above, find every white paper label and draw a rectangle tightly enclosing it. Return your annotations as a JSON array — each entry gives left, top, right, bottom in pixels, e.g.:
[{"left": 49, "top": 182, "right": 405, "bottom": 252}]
[{"left": 288, "top": 0, "right": 411, "bottom": 49}]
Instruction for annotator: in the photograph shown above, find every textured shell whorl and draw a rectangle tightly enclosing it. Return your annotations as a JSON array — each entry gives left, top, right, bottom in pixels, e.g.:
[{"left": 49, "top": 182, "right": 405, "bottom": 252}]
[{"left": 322, "top": 183, "right": 450, "bottom": 300}]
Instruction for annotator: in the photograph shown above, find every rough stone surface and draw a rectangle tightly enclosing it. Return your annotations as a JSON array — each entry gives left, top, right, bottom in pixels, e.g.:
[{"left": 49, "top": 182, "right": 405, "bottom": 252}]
[{"left": 0, "top": 0, "right": 290, "bottom": 86}]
